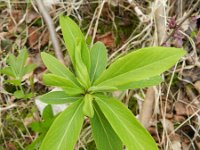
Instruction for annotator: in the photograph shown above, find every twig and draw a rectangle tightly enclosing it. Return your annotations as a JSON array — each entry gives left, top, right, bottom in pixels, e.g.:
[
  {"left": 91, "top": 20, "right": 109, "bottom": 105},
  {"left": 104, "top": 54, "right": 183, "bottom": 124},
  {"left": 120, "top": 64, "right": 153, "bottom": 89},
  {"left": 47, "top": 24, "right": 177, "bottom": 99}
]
[
  {"left": 91, "top": 0, "right": 106, "bottom": 46},
  {"left": 0, "top": 104, "right": 17, "bottom": 112},
  {"left": 139, "top": 87, "right": 155, "bottom": 128},
  {"left": 139, "top": 0, "right": 167, "bottom": 129},
  {"left": 162, "top": 0, "right": 200, "bottom": 45},
  {"left": 154, "top": 0, "right": 167, "bottom": 45},
  {"left": 35, "top": 0, "right": 65, "bottom": 64}
]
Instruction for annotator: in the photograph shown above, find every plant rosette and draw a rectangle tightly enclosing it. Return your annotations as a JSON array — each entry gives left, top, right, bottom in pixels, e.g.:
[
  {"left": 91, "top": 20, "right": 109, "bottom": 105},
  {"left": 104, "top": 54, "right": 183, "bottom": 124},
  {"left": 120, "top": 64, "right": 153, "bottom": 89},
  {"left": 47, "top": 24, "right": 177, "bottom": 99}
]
[{"left": 38, "top": 15, "right": 186, "bottom": 150}]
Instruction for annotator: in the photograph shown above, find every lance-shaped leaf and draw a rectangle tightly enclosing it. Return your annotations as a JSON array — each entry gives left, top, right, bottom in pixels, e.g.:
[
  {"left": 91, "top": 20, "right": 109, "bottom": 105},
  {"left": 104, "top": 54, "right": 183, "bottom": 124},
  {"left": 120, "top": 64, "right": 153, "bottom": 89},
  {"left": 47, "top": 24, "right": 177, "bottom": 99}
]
[
  {"left": 40, "top": 100, "right": 84, "bottom": 150},
  {"left": 41, "top": 52, "right": 79, "bottom": 85},
  {"left": 83, "top": 94, "right": 94, "bottom": 118},
  {"left": 59, "top": 15, "right": 91, "bottom": 71},
  {"left": 94, "top": 47, "right": 185, "bottom": 87},
  {"left": 8, "top": 54, "right": 18, "bottom": 78},
  {"left": 39, "top": 91, "right": 82, "bottom": 104},
  {"left": 95, "top": 95, "right": 158, "bottom": 150},
  {"left": 23, "top": 64, "right": 37, "bottom": 75},
  {"left": 0, "top": 67, "right": 15, "bottom": 77},
  {"left": 7, "top": 49, "right": 28, "bottom": 79},
  {"left": 117, "top": 75, "right": 162, "bottom": 90},
  {"left": 16, "top": 49, "right": 28, "bottom": 78},
  {"left": 90, "top": 102, "right": 122, "bottom": 150},
  {"left": 74, "top": 39, "right": 90, "bottom": 88},
  {"left": 43, "top": 74, "right": 84, "bottom": 95},
  {"left": 88, "top": 86, "right": 118, "bottom": 92},
  {"left": 90, "top": 42, "right": 107, "bottom": 83}
]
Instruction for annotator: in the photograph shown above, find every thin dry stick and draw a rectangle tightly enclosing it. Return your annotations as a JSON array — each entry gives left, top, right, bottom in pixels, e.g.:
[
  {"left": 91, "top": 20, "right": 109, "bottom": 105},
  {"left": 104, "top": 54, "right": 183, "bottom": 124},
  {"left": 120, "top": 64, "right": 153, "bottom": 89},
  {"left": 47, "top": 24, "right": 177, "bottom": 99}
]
[
  {"left": 139, "top": 87, "right": 155, "bottom": 128},
  {"left": 139, "top": 0, "right": 167, "bottom": 129},
  {"left": 91, "top": 0, "right": 106, "bottom": 46},
  {"left": 35, "top": 0, "right": 65, "bottom": 64},
  {"left": 162, "top": 0, "right": 200, "bottom": 45},
  {"left": 0, "top": 104, "right": 17, "bottom": 112}
]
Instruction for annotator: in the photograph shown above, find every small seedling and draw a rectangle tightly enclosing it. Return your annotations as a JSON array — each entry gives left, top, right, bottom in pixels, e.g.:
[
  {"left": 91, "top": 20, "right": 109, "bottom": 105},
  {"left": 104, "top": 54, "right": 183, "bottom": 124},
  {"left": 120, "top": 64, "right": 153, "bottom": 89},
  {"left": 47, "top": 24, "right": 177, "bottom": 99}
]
[
  {"left": 38, "top": 16, "right": 185, "bottom": 150},
  {"left": 0, "top": 49, "right": 36, "bottom": 99}
]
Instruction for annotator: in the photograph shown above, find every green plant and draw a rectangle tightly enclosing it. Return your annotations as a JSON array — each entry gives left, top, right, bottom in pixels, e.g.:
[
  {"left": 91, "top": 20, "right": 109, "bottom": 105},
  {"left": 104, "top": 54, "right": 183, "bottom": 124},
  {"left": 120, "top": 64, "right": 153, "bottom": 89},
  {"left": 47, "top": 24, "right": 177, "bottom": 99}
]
[
  {"left": 0, "top": 49, "right": 36, "bottom": 99},
  {"left": 26, "top": 105, "right": 57, "bottom": 150},
  {"left": 38, "top": 15, "right": 185, "bottom": 150}
]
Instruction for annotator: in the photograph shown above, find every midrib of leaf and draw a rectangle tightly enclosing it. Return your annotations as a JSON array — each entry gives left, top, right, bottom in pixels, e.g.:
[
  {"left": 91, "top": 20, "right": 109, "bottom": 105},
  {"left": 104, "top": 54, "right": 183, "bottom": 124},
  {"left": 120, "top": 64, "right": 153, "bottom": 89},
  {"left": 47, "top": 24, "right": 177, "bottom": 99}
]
[
  {"left": 45, "top": 74, "right": 80, "bottom": 89},
  {"left": 97, "top": 99, "right": 144, "bottom": 150},
  {"left": 10, "top": 67, "right": 18, "bottom": 78},
  {"left": 17, "top": 50, "right": 27, "bottom": 78},
  {"left": 65, "top": 22, "right": 76, "bottom": 60},
  {"left": 43, "top": 97, "right": 79, "bottom": 100},
  {"left": 91, "top": 50, "right": 100, "bottom": 82},
  {"left": 93, "top": 106, "right": 113, "bottom": 149},
  {"left": 53, "top": 65, "right": 69, "bottom": 78},
  {"left": 47, "top": 61, "right": 77, "bottom": 86},
  {"left": 9, "top": 56, "right": 19, "bottom": 78},
  {"left": 18, "top": 61, "right": 24, "bottom": 77},
  {"left": 57, "top": 101, "right": 83, "bottom": 149},
  {"left": 97, "top": 54, "right": 181, "bottom": 86}
]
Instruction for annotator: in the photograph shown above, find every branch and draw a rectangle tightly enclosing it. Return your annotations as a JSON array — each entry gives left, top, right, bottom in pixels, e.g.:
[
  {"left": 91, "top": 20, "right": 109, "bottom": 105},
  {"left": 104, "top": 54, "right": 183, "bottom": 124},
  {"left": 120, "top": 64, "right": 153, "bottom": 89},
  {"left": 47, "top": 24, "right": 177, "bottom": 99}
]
[{"left": 35, "top": 0, "right": 65, "bottom": 64}]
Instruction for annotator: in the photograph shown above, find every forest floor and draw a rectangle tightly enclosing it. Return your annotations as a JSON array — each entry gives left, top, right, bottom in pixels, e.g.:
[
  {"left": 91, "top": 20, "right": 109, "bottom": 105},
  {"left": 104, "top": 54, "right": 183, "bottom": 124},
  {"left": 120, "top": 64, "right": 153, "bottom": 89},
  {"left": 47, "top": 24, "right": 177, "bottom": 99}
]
[{"left": 0, "top": 0, "right": 200, "bottom": 150}]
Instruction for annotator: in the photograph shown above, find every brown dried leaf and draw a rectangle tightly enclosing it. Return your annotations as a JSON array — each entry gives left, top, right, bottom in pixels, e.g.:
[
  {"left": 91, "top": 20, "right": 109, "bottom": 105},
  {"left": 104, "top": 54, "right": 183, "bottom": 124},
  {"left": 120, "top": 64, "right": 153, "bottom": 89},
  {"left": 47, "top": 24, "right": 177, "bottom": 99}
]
[
  {"left": 182, "top": 142, "right": 190, "bottom": 150},
  {"left": 166, "top": 113, "right": 173, "bottom": 119},
  {"left": 175, "top": 101, "right": 198, "bottom": 116},
  {"left": 170, "top": 134, "right": 181, "bottom": 150},
  {"left": 175, "top": 102, "right": 186, "bottom": 116},
  {"left": 194, "top": 80, "right": 200, "bottom": 93},
  {"left": 95, "top": 32, "right": 115, "bottom": 48},
  {"left": 174, "top": 115, "right": 185, "bottom": 122},
  {"left": 26, "top": 10, "right": 39, "bottom": 24},
  {"left": 182, "top": 67, "right": 200, "bottom": 82},
  {"left": 28, "top": 27, "right": 40, "bottom": 50},
  {"left": 8, "top": 10, "right": 23, "bottom": 32},
  {"left": 161, "top": 119, "right": 174, "bottom": 133},
  {"left": 28, "top": 27, "right": 49, "bottom": 52},
  {"left": 6, "top": 142, "right": 17, "bottom": 150}
]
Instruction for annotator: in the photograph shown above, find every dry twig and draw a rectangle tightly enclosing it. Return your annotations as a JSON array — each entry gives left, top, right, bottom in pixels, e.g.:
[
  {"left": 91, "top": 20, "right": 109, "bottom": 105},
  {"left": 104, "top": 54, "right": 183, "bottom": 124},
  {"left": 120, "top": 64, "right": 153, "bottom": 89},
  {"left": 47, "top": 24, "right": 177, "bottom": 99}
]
[{"left": 35, "top": 0, "right": 65, "bottom": 64}]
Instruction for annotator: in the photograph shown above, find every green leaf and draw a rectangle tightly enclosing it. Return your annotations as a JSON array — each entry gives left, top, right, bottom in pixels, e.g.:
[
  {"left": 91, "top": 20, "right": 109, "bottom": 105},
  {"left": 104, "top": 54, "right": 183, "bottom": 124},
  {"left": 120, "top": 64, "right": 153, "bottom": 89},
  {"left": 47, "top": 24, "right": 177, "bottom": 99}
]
[
  {"left": 41, "top": 52, "right": 79, "bottom": 86},
  {"left": 117, "top": 75, "right": 162, "bottom": 90},
  {"left": 74, "top": 39, "right": 90, "bottom": 88},
  {"left": 30, "top": 122, "right": 43, "bottom": 133},
  {"left": 5, "top": 79, "right": 21, "bottom": 86},
  {"left": 14, "top": 90, "right": 25, "bottom": 99},
  {"left": 95, "top": 95, "right": 158, "bottom": 150},
  {"left": 90, "top": 102, "right": 122, "bottom": 150},
  {"left": 94, "top": 47, "right": 185, "bottom": 87},
  {"left": 90, "top": 42, "right": 107, "bottom": 83},
  {"left": 26, "top": 133, "right": 45, "bottom": 150},
  {"left": 43, "top": 74, "right": 84, "bottom": 95},
  {"left": 8, "top": 54, "right": 18, "bottom": 78},
  {"left": 23, "top": 64, "right": 36, "bottom": 75},
  {"left": 0, "top": 67, "right": 15, "bottom": 77},
  {"left": 83, "top": 94, "right": 94, "bottom": 118},
  {"left": 59, "top": 15, "right": 91, "bottom": 71},
  {"left": 40, "top": 91, "right": 81, "bottom": 104},
  {"left": 42, "top": 105, "right": 54, "bottom": 120},
  {"left": 40, "top": 100, "right": 84, "bottom": 150},
  {"left": 16, "top": 49, "right": 28, "bottom": 77},
  {"left": 88, "top": 86, "right": 118, "bottom": 92}
]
